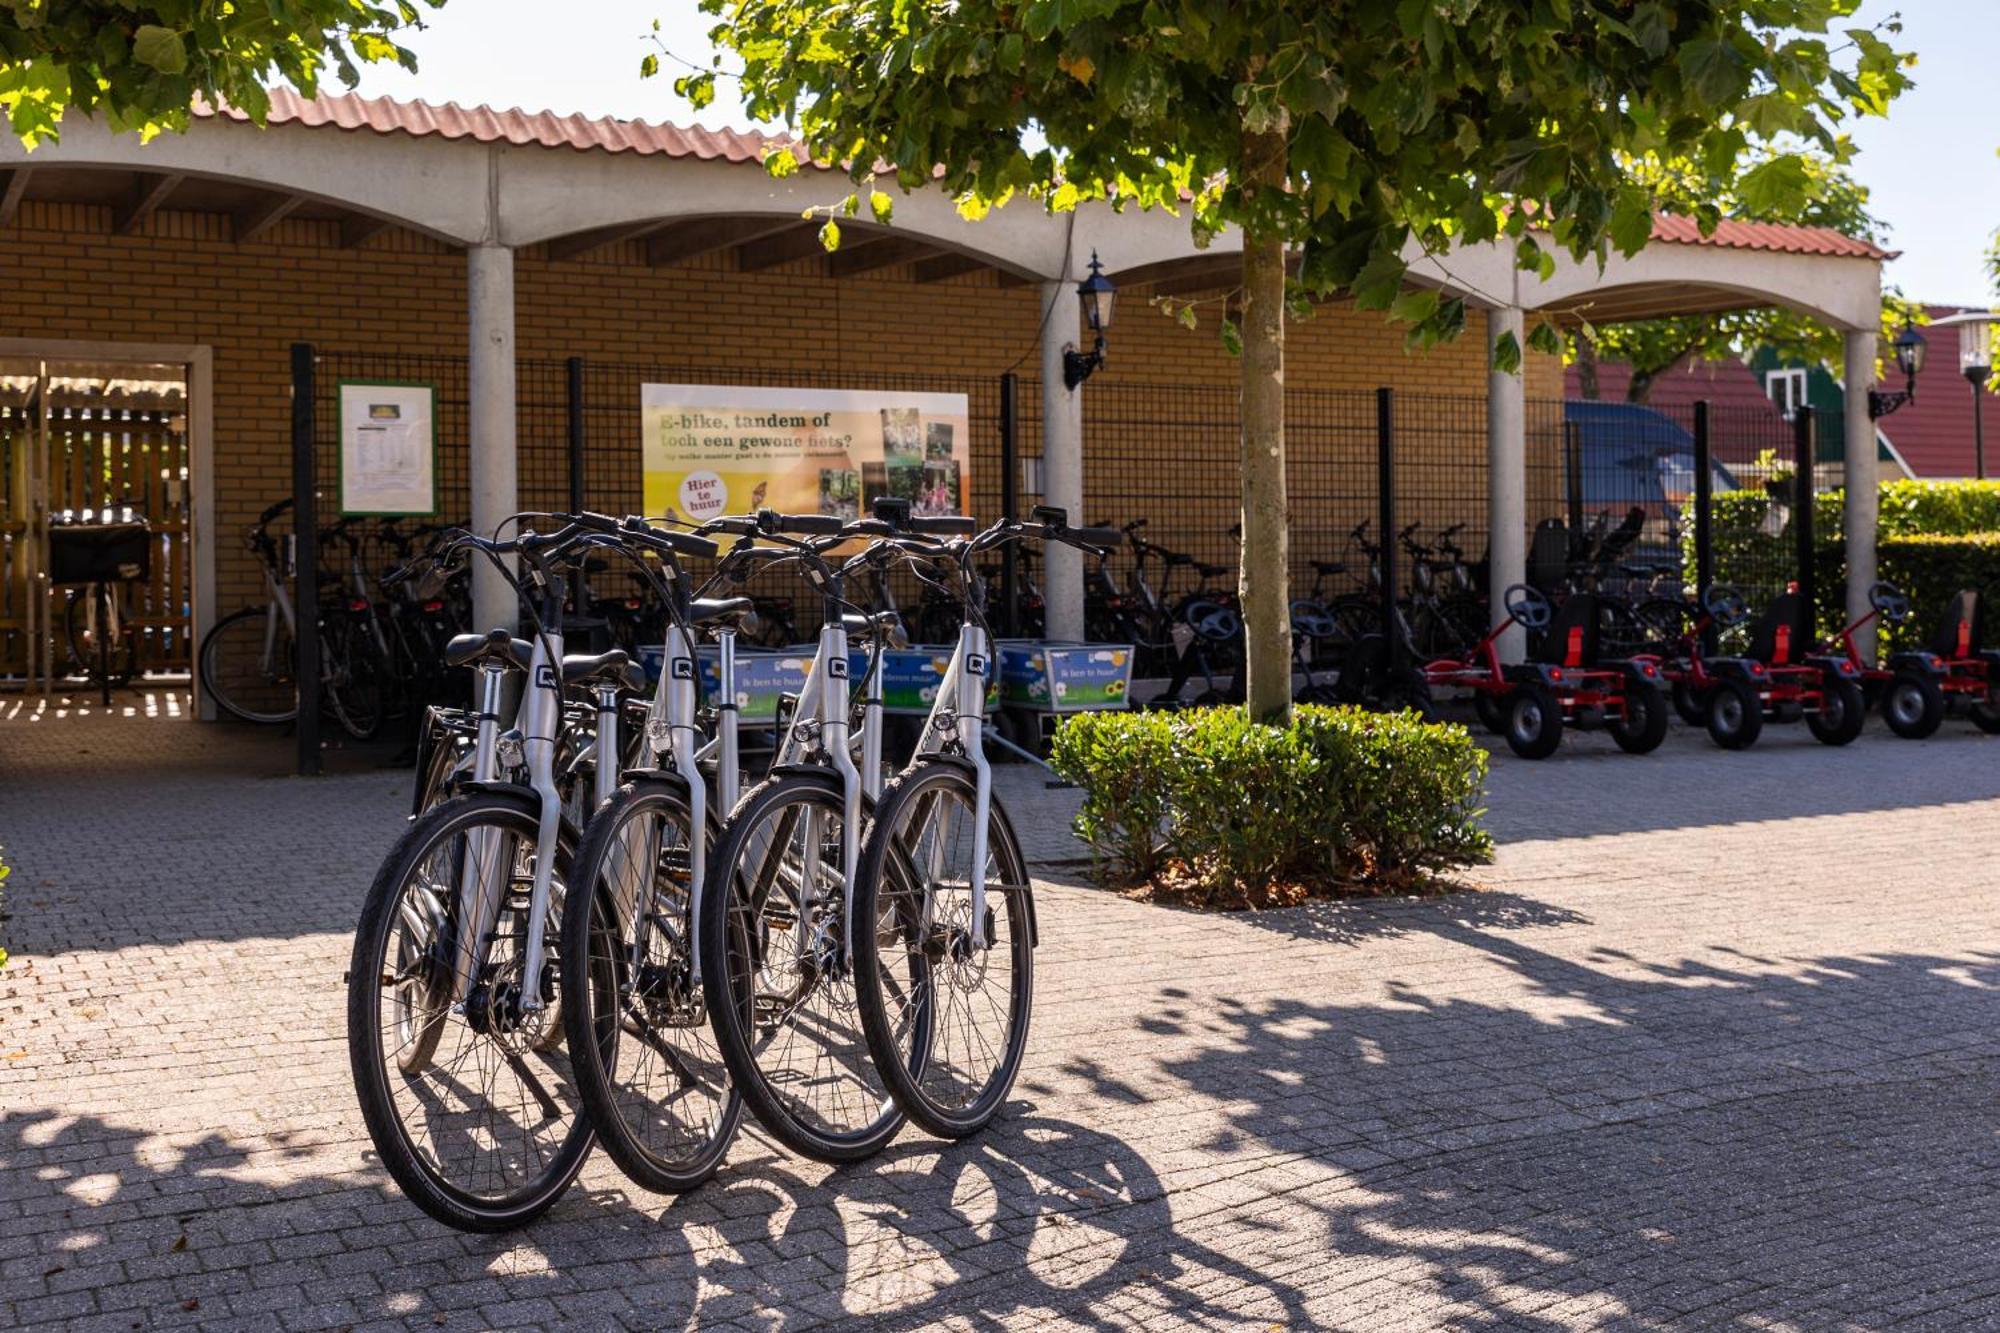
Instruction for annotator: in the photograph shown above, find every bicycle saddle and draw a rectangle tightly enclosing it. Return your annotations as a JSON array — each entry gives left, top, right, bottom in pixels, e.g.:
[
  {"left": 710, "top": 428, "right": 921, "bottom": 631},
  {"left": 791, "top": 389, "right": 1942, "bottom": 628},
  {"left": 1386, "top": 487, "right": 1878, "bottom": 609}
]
[
  {"left": 843, "top": 609, "right": 910, "bottom": 649},
  {"left": 1311, "top": 560, "right": 1346, "bottom": 576},
  {"left": 444, "top": 628, "right": 533, "bottom": 672},
  {"left": 689, "top": 595, "right": 757, "bottom": 627},
  {"left": 562, "top": 648, "right": 647, "bottom": 694}
]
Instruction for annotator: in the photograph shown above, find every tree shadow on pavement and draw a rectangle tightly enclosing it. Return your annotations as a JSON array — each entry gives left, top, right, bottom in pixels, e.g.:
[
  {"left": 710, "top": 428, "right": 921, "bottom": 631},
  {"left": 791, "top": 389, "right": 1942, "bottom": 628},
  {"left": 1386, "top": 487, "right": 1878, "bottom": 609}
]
[
  {"left": 0, "top": 1100, "right": 1310, "bottom": 1331},
  {"left": 1124, "top": 916, "right": 2000, "bottom": 1329}
]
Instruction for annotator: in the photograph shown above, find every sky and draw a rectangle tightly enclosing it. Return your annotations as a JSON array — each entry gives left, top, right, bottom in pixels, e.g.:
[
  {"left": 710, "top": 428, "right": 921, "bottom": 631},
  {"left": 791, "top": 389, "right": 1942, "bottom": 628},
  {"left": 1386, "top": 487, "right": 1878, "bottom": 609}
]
[{"left": 350, "top": 0, "right": 2000, "bottom": 306}]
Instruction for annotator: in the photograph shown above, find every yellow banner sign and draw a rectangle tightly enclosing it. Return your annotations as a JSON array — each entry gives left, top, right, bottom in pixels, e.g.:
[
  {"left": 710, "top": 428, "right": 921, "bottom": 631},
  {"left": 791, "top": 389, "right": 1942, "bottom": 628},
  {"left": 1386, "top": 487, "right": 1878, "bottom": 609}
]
[{"left": 641, "top": 384, "right": 971, "bottom": 524}]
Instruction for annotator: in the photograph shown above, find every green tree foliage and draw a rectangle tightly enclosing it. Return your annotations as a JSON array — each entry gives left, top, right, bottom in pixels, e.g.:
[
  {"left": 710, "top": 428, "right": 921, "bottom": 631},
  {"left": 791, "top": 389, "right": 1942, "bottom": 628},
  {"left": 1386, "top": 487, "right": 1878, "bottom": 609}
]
[
  {"left": 679, "top": 0, "right": 1910, "bottom": 720},
  {"left": 1571, "top": 151, "right": 1920, "bottom": 402},
  {"left": 0, "top": 1, "right": 440, "bottom": 147}
]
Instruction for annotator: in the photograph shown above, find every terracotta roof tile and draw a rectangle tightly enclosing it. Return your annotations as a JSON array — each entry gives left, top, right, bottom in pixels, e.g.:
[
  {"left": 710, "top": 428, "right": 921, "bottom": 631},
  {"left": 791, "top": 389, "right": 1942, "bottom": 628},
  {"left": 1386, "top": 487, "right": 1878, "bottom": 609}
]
[
  {"left": 1649, "top": 214, "right": 1891, "bottom": 261},
  {"left": 192, "top": 94, "right": 1888, "bottom": 266},
  {"left": 197, "top": 88, "right": 801, "bottom": 165}
]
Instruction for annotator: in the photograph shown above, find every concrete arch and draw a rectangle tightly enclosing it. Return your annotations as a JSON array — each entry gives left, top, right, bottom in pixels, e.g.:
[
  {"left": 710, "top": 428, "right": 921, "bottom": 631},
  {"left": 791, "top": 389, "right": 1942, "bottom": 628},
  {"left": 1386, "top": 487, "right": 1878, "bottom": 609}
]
[
  {"left": 1523, "top": 241, "right": 1881, "bottom": 332},
  {"left": 0, "top": 115, "right": 490, "bottom": 244}
]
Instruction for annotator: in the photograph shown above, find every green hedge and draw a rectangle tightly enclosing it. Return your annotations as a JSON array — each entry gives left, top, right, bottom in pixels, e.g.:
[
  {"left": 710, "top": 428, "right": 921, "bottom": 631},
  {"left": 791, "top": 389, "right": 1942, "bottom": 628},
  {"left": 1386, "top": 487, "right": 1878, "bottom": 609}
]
[
  {"left": 1692, "top": 481, "right": 2000, "bottom": 647},
  {"left": 1049, "top": 705, "right": 1493, "bottom": 908}
]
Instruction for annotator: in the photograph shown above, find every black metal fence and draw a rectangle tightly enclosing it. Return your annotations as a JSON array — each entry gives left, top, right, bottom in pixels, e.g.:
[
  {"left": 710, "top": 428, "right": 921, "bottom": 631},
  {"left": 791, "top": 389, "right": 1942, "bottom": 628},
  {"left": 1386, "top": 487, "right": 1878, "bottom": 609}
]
[{"left": 283, "top": 343, "right": 1852, "bottom": 770}]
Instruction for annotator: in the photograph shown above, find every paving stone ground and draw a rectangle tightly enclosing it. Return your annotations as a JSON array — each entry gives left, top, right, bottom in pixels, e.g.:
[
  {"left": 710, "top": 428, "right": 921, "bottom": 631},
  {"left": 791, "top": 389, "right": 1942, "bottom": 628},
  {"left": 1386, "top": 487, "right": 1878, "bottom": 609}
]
[{"left": 4, "top": 687, "right": 2000, "bottom": 1331}]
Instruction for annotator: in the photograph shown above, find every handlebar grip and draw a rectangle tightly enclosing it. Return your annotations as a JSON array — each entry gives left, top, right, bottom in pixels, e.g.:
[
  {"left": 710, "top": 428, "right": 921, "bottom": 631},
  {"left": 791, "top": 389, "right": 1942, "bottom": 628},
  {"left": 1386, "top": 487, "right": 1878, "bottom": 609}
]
[
  {"left": 908, "top": 515, "right": 976, "bottom": 536},
  {"left": 260, "top": 497, "right": 294, "bottom": 524},
  {"left": 619, "top": 516, "right": 720, "bottom": 560},
  {"left": 1069, "top": 525, "right": 1125, "bottom": 549},
  {"left": 764, "top": 511, "right": 845, "bottom": 536}
]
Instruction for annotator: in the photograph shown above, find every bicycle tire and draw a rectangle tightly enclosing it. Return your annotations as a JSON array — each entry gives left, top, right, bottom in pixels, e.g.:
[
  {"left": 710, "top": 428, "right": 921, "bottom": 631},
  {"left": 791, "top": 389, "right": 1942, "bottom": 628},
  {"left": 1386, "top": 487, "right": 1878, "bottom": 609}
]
[
  {"left": 698, "top": 769, "right": 906, "bottom": 1164},
  {"left": 347, "top": 790, "right": 591, "bottom": 1232},
  {"left": 64, "top": 587, "right": 139, "bottom": 687},
  {"left": 323, "top": 613, "right": 388, "bottom": 741},
  {"left": 199, "top": 606, "right": 298, "bottom": 724},
  {"left": 561, "top": 778, "right": 743, "bottom": 1194},
  {"left": 853, "top": 759, "right": 1033, "bottom": 1140}
]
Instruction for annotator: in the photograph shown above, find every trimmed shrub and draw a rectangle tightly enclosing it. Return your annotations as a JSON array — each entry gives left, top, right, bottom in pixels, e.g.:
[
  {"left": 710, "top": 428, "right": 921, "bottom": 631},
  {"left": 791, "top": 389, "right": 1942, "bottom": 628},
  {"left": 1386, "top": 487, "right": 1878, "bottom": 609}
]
[
  {"left": 1693, "top": 481, "right": 2000, "bottom": 647},
  {"left": 1050, "top": 705, "right": 1493, "bottom": 908}
]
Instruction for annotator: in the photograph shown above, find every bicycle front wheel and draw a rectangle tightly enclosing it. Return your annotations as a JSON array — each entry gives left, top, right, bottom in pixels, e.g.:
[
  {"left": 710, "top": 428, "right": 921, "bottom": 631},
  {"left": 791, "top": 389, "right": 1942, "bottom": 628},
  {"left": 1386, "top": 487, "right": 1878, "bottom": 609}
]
[
  {"left": 699, "top": 770, "right": 905, "bottom": 1163},
  {"left": 199, "top": 606, "right": 297, "bottom": 724},
  {"left": 854, "top": 760, "right": 1034, "bottom": 1140},
  {"left": 561, "top": 778, "right": 742, "bottom": 1193},
  {"left": 347, "top": 791, "right": 589, "bottom": 1232}
]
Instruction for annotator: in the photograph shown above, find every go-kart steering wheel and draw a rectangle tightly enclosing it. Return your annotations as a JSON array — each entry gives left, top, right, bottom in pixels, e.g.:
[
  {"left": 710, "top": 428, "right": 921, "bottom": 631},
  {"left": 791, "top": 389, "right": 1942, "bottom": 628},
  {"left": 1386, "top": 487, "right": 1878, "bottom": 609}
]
[
  {"left": 1869, "top": 581, "right": 1911, "bottom": 625},
  {"left": 1503, "top": 584, "right": 1552, "bottom": 629},
  {"left": 1702, "top": 584, "right": 1749, "bottom": 627}
]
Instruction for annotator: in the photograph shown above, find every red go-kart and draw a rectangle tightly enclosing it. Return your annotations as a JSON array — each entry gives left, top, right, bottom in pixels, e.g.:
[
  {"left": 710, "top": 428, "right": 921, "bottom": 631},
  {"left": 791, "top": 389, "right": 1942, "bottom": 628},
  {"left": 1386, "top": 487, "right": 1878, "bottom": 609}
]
[
  {"left": 1659, "top": 585, "right": 1866, "bottom": 750},
  {"left": 1426, "top": 584, "right": 1669, "bottom": 759},
  {"left": 1868, "top": 586, "right": 2000, "bottom": 738}
]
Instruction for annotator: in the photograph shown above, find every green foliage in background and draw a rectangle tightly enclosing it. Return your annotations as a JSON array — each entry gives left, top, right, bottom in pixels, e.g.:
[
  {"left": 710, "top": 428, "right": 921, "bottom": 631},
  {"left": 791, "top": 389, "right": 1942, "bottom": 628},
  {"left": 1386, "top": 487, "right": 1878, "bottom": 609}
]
[
  {"left": 1692, "top": 480, "right": 2000, "bottom": 647},
  {"left": 1050, "top": 704, "right": 1492, "bottom": 907},
  {"left": 0, "top": 1, "right": 441, "bottom": 146}
]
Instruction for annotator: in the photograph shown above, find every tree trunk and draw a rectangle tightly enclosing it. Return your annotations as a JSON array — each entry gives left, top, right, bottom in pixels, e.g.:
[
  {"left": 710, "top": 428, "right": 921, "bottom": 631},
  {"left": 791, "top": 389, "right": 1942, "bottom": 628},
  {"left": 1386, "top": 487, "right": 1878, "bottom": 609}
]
[
  {"left": 1574, "top": 337, "right": 1601, "bottom": 400},
  {"left": 1626, "top": 368, "right": 1657, "bottom": 405},
  {"left": 1238, "top": 130, "right": 1292, "bottom": 724}
]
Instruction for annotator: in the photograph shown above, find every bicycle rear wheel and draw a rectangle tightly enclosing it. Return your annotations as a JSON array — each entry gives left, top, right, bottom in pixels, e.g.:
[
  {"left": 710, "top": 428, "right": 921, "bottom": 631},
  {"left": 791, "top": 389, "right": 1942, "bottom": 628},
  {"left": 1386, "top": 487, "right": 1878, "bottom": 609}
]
[
  {"left": 561, "top": 779, "right": 742, "bottom": 1193},
  {"left": 853, "top": 760, "right": 1033, "bottom": 1140},
  {"left": 64, "top": 586, "right": 139, "bottom": 687},
  {"left": 698, "top": 770, "right": 905, "bottom": 1163},
  {"left": 347, "top": 791, "right": 589, "bottom": 1232},
  {"left": 199, "top": 606, "right": 298, "bottom": 723}
]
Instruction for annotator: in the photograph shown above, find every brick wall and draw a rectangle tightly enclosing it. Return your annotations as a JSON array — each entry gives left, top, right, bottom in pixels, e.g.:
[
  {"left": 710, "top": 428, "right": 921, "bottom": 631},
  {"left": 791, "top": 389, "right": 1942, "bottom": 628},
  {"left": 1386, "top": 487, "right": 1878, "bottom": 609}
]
[{"left": 0, "top": 199, "right": 1564, "bottom": 615}]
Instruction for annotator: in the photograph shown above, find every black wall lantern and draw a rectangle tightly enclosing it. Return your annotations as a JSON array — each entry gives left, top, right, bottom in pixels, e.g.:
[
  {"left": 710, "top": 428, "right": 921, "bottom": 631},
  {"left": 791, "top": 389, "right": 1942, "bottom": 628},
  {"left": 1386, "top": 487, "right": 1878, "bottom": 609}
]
[
  {"left": 1062, "top": 252, "right": 1116, "bottom": 390},
  {"left": 1867, "top": 322, "right": 1926, "bottom": 419}
]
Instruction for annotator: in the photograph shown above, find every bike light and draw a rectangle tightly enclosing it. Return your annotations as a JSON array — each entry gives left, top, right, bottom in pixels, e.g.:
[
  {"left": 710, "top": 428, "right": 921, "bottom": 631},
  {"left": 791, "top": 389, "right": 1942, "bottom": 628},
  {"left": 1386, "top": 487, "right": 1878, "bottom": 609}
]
[
  {"left": 1549, "top": 669, "right": 1564, "bottom": 682},
  {"left": 422, "top": 600, "right": 444, "bottom": 612},
  {"left": 348, "top": 597, "right": 369, "bottom": 612}
]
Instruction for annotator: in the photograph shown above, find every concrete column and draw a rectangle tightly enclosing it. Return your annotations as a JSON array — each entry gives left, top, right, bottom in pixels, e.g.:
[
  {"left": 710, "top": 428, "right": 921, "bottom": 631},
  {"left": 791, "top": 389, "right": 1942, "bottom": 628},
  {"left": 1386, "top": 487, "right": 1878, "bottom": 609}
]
[
  {"left": 1844, "top": 329, "right": 1879, "bottom": 665},
  {"left": 468, "top": 242, "right": 519, "bottom": 631},
  {"left": 1487, "top": 306, "right": 1528, "bottom": 662},
  {"left": 1039, "top": 280, "right": 1086, "bottom": 642}
]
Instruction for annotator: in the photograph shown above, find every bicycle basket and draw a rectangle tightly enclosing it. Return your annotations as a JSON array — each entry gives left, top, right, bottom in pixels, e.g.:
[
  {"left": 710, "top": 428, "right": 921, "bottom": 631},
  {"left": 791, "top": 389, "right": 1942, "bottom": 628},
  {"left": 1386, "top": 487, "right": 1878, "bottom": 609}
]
[{"left": 48, "top": 521, "right": 151, "bottom": 585}]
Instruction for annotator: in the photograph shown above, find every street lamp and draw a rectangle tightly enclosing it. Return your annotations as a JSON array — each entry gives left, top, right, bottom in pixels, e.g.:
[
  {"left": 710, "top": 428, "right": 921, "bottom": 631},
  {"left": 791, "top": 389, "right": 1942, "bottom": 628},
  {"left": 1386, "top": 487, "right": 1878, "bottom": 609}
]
[
  {"left": 1062, "top": 252, "right": 1116, "bottom": 390},
  {"left": 1867, "top": 322, "right": 1927, "bottom": 418},
  {"left": 1931, "top": 310, "right": 1995, "bottom": 480}
]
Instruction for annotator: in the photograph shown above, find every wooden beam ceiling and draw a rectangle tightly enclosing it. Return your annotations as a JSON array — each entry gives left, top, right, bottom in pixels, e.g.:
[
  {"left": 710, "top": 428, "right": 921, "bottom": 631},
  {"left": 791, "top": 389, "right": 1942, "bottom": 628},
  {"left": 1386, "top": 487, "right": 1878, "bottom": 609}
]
[
  {"left": 234, "top": 192, "right": 303, "bottom": 244},
  {"left": 114, "top": 172, "right": 184, "bottom": 236},
  {"left": 826, "top": 236, "right": 940, "bottom": 278},
  {"left": 0, "top": 168, "right": 29, "bottom": 229},
  {"left": 545, "top": 219, "right": 669, "bottom": 263},
  {"left": 911, "top": 252, "right": 986, "bottom": 283},
  {"left": 644, "top": 217, "right": 793, "bottom": 267},
  {"left": 339, "top": 214, "right": 394, "bottom": 249},
  {"left": 736, "top": 223, "right": 841, "bottom": 272}
]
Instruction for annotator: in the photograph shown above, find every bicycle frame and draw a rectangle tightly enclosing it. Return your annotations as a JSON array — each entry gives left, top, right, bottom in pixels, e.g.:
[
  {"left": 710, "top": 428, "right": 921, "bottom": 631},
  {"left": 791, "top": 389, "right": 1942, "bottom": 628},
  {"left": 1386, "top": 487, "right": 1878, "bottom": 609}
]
[{"left": 907, "top": 620, "right": 996, "bottom": 949}]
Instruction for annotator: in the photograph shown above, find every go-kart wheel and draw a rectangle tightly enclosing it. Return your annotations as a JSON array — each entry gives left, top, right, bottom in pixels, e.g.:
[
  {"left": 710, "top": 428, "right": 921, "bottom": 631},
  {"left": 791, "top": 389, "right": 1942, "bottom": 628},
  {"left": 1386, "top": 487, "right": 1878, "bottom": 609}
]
[
  {"left": 1705, "top": 677, "right": 1763, "bottom": 751},
  {"left": 1882, "top": 670, "right": 1944, "bottom": 740},
  {"left": 1378, "top": 669, "right": 1435, "bottom": 721},
  {"left": 1671, "top": 681, "right": 1708, "bottom": 727},
  {"left": 1502, "top": 682, "right": 1563, "bottom": 760},
  {"left": 1294, "top": 681, "right": 1341, "bottom": 706},
  {"left": 1971, "top": 683, "right": 2000, "bottom": 734},
  {"left": 1807, "top": 674, "right": 1866, "bottom": 746},
  {"left": 1473, "top": 690, "right": 1506, "bottom": 735},
  {"left": 1609, "top": 679, "right": 1670, "bottom": 755}
]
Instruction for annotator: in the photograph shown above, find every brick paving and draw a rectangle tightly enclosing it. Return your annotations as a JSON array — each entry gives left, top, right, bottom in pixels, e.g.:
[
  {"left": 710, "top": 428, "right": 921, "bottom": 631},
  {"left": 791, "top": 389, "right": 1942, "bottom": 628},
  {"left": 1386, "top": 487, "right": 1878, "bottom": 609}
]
[{"left": 4, "top": 689, "right": 2000, "bottom": 1331}]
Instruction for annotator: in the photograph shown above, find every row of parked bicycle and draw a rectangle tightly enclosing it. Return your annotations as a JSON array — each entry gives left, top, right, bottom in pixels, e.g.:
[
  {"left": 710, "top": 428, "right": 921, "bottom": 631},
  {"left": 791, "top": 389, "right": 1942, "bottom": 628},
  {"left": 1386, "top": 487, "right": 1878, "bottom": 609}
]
[{"left": 343, "top": 498, "right": 1120, "bottom": 1232}]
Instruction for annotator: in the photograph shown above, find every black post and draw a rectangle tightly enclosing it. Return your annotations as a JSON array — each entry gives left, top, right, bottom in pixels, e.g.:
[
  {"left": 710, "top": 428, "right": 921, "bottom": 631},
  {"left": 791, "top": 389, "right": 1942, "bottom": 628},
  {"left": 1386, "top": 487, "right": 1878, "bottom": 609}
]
[
  {"left": 998, "top": 372, "right": 1019, "bottom": 637},
  {"left": 1564, "top": 418, "right": 1584, "bottom": 535},
  {"left": 1793, "top": 404, "right": 1816, "bottom": 634},
  {"left": 1376, "top": 387, "right": 1399, "bottom": 670},
  {"left": 1692, "top": 400, "right": 1715, "bottom": 652},
  {"left": 1972, "top": 376, "right": 1987, "bottom": 482},
  {"left": 565, "top": 356, "right": 586, "bottom": 513},
  {"left": 290, "top": 342, "right": 321, "bottom": 777}
]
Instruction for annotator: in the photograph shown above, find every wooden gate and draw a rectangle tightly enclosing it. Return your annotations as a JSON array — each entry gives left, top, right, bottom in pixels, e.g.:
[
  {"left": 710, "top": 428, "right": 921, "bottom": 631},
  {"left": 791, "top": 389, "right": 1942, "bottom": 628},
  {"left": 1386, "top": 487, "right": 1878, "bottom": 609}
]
[{"left": 0, "top": 364, "right": 192, "bottom": 684}]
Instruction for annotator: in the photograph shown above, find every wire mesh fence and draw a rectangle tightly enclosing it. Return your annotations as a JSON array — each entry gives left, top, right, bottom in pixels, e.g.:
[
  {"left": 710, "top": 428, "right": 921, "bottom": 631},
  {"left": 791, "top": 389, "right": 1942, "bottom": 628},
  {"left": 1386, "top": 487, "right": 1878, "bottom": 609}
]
[{"left": 288, "top": 345, "right": 1853, "bottom": 648}]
